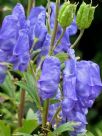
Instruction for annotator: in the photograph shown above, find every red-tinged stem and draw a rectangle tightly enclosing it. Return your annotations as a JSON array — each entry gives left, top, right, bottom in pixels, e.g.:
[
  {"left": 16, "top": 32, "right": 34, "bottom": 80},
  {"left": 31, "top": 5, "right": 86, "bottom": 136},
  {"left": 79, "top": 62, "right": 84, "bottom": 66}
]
[
  {"left": 42, "top": 99, "right": 50, "bottom": 128},
  {"left": 18, "top": 89, "right": 25, "bottom": 127}
]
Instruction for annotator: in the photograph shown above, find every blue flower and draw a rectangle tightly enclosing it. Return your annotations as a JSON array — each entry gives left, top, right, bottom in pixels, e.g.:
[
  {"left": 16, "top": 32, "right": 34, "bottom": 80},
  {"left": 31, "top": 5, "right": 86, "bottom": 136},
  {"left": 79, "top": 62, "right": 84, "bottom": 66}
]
[
  {"left": 38, "top": 56, "right": 61, "bottom": 99},
  {"left": 37, "top": 33, "right": 51, "bottom": 63},
  {"left": 33, "top": 20, "right": 47, "bottom": 50},
  {"left": 62, "top": 59, "right": 102, "bottom": 135},
  {"left": 28, "top": 6, "right": 45, "bottom": 26},
  {"left": 28, "top": 6, "right": 47, "bottom": 49},
  {"left": 12, "top": 3, "right": 27, "bottom": 28},
  {"left": 62, "top": 59, "right": 77, "bottom": 115},
  {"left": 76, "top": 61, "right": 102, "bottom": 107},
  {"left": 68, "top": 110, "right": 87, "bottom": 136},
  {"left": 0, "top": 3, "right": 30, "bottom": 72},
  {"left": 28, "top": 2, "right": 77, "bottom": 60}
]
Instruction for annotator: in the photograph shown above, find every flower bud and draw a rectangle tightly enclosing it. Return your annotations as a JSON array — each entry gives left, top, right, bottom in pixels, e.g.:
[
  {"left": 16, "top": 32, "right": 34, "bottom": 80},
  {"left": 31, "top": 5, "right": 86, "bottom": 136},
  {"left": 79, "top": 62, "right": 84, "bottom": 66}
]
[
  {"left": 58, "top": 1, "right": 77, "bottom": 28},
  {"left": 76, "top": 2, "right": 96, "bottom": 29}
]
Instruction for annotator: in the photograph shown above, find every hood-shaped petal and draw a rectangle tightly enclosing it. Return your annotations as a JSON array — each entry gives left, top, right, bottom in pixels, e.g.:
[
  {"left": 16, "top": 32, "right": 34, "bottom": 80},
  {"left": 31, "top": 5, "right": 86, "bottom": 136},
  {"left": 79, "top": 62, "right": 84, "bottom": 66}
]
[
  {"left": 13, "top": 29, "right": 29, "bottom": 55},
  {"left": 38, "top": 56, "right": 60, "bottom": 99}
]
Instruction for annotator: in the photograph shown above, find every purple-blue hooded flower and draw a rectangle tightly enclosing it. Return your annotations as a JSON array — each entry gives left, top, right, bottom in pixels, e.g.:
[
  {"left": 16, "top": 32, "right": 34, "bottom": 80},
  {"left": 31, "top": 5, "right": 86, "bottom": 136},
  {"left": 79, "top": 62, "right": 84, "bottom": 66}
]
[
  {"left": 76, "top": 61, "right": 102, "bottom": 108},
  {"left": 68, "top": 110, "right": 87, "bottom": 136},
  {"left": 12, "top": 3, "right": 27, "bottom": 28},
  {"left": 62, "top": 59, "right": 102, "bottom": 135},
  {"left": 38, "top": 56, "right": 61, "bottom": 99},
  {"left": 28, "top": 2, "right": 77, "bottom": 59},
  {"left": 37, "top": 33, "right": 51, "bottom": 63},
  {"left": 0, "top": 3, "right": 30, "bottom": 72},
  {"left": 62, "top": 59, "right": 77, "bottom": 116},
  {"left": 28, "top": 6, "right": 45, "bottom": 26},
  {"left": 28, "top": 6, "right": 47, "bottom": 50}
]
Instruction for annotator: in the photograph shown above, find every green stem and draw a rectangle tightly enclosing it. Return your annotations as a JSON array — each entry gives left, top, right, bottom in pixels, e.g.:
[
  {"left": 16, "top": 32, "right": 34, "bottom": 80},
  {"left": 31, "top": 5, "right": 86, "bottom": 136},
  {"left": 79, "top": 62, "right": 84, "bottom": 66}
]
[
  {"left": 27, "top": 0, "right": 33, "bottom": 17},
  {"left": 35, "top": 58, "right": 44, "bottom": 76},
  {"left": 53, "top": 28, "right": 66, "bottom": 51},
  {"left": 29, "top": 62, "right": 42, "bottom": 107},
  {"left": 33, "top": 0, "right": 35, "bottom": 7},
  {"left": 71, "top": 29, "right": 84, "bottom": 48},
  {"left": 49, "top": 0, "right": 60, "bottom": 55},
  {"left": 47, "top": 0, "right": 51, "bottom": 33},
  {"left": 42, "top": 99, "right": 50, "bottom": 128},
  {"left": 29, "top": 62, "right": 43, "bottom": 124},
  {"left": 50, "top": 106, "right": 61, "bottom": 125},
  {"left": 18, "top": 89, "right": 25, "bottom": 127}
]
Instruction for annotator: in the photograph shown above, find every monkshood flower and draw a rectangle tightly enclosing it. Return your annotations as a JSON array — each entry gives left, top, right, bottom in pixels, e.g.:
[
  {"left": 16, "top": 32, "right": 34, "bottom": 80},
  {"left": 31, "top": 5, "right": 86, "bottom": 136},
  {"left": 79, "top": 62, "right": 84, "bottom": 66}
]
[
  {"left": 38, "top": 56, "right": 60, "bottom": 99},
  {"left": 37, "top": 34, "right": 51, "bottom": 63},
  {"left": 68, "top": 110, "right": 87, "bottom": 136},
  {"left": 62, "top": 59, "right": 102, "bottom": 135},
  {"left": 28, "top": 2, "right": 77, "bottom": 59},
  {"left": 62, "top": 59, "right": 77, "bottom": 116},
  {"left": 0, "top": 3, "right": 30, "bottom": 73},
  {"left": 76, "top": 61, "right": 102, "bottom": 107},
  {"left": 28, "top": 5, "right": 47, "bottom": 50}
]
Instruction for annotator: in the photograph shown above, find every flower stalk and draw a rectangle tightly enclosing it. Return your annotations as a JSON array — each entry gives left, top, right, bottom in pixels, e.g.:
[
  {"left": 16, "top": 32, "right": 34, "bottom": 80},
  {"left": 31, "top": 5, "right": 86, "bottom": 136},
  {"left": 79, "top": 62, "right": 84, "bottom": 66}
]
[
  {"left": 47, "top": 0, "right": 51, "bottom": 33},
  {"left": 27, "top": 0, "right": 33, "bottom": 17},
  {"left": 53, "top": 28, "right": 66, "bottom": 51},
  {"left": 49, "top": 106, "right": 61, "bottom": 128},
  {"left": 18, "top": 89, "right": 25, "bottom": 127},
  {"left": 49, "top": 0, "right": 60, "bottom": 55},
  {"left": 42, "top": 99, "right": 50, "bottom": 128},
  {"left": 71, "top": 29, "right": 84, "bottom": 48}
]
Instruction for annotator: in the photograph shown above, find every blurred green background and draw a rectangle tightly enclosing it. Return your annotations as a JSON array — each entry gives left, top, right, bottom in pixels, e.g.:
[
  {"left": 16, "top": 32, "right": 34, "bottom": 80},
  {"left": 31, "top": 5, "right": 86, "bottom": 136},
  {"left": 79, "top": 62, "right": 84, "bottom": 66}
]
[{"left": 0, "top": 0, "right": 102, "bottom": 135}]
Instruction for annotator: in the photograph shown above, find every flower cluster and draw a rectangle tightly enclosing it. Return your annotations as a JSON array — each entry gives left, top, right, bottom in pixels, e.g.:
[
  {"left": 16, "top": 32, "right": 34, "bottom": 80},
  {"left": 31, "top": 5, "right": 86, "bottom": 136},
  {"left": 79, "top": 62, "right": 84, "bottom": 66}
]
[
  {"left": 0, "top": 1, "right": 102, "bottom": 136},
  {"left": 0, "top": 4, "right": 30, "bottom": 73},
  {"left": 0, "top": 2, "right": 76, "bottom": 82},
  {"left": 62, "top": 59, "right": 102, "bottom": 135}
]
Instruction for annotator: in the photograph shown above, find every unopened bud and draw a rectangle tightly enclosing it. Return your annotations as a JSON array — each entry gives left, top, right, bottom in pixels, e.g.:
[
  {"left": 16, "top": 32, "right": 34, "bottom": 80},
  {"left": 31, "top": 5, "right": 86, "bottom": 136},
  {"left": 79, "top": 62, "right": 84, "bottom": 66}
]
[
  {"left": 76, "top": 2, "right": 96, "bottom": 29},
  {"left": 58, "top": 1, "right": 77, "bottom": 28}
]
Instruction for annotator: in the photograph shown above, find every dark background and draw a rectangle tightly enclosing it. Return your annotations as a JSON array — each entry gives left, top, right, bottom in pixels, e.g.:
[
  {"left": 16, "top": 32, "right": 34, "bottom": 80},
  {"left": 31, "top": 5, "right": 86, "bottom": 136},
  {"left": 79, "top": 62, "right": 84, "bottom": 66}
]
[{"left": 0, "top": 0, "right": 102, "bottom": 134}]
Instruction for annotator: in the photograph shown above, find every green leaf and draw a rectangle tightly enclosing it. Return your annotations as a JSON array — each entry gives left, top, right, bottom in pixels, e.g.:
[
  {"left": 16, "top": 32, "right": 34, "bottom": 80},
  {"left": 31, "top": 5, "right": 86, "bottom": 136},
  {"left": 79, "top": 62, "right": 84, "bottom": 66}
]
[
  {"left": 55, "top": 52, "right": 68, "bottom": 63},
  {"left": 13, "top": 132, "right": 32, "bottom": 136},
  {"left": 48, "top": 122, "right": 79, "bottom": 136},
  {"left": 86, "top": 131, "right": 95, "bottom": 136},
  {"left": 0, "top": 120, "right": 11, "bottom": 136},
  {"left": 26, "top": 108, "right": 38, "bottom": 120},
  {"left": 78, "top": 131, "right": 95, "bottom": 136},
  {"left": 30, "top": 48, "right": 41, "bottom": 60},
  {"left": 16, "top": 72, "right": 41, "bottom": 108},
  {"left": 48, "top": 132, "right": 55, "bottom": 136},
  {"left": 95, "top": 128, "right": 102, "bottom": 136},
  {"left": 0, "top": 72, "right": 16, "bottom": 98},
  {"left": 50, "top": 99, "right": 60, "bottom": 105},
  {"left": 15, "top": 119, "right": 38, "bottom": 134},
  {"left": 0, "top": 92, "right": 10, "bottom": 102},
  {"left": 61, "top": 63, "right": 65, "bottom": 70}
]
